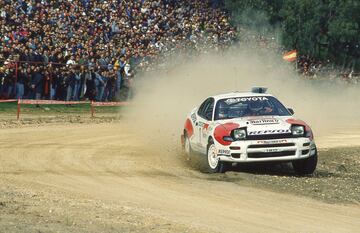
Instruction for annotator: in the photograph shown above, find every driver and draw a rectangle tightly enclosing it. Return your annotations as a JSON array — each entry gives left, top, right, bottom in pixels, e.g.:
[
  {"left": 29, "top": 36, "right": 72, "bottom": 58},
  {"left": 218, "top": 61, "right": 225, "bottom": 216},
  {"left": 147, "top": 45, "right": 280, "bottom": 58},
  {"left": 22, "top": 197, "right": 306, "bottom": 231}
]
[
  {"left": 247, "top": 101, "right": 273, "bottom": 116},
  {"left": 217, "top": 103, "right": 229, "bottom": 119}
]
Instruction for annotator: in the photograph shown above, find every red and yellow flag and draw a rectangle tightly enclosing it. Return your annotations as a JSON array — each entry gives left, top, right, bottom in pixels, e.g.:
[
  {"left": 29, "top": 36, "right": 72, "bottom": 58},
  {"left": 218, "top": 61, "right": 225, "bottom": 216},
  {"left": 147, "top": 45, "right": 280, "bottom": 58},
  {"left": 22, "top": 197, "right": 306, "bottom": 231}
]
[{"left": 283, "top": 50, "right": 297, "bottom": 62}]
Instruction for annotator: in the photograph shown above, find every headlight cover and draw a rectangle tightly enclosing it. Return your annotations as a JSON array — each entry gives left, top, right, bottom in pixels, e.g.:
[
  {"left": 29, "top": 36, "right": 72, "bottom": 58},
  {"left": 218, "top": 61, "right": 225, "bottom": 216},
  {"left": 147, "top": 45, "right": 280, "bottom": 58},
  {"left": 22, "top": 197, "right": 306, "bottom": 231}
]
[
  {"left": 233, "top": 128, "right": 247, "bottom": 140},
  {"left": 291, "top": 125, "right": 305, "bottom": 136}
]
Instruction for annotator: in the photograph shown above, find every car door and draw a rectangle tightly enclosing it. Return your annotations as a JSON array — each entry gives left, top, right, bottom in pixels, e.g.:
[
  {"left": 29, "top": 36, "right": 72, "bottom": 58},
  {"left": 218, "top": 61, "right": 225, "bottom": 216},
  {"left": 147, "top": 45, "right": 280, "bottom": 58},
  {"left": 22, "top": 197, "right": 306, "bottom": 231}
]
[
  {"left": 191, "top": 99, "right": 208, "bottom": 152},
  {"left": 195, "top": 98, "right": 214, "bottom": 153}
]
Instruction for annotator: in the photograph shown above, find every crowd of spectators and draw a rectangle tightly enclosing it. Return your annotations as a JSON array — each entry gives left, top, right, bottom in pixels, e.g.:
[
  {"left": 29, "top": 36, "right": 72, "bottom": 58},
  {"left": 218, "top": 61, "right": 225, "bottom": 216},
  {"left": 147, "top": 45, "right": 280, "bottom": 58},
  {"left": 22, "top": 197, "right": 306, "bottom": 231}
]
[
  {"left": 0, "top": 0, "right": 236, "bottom": 101},
  {"left": 296, "top": 55, "right": 360, "bottom": 84}
]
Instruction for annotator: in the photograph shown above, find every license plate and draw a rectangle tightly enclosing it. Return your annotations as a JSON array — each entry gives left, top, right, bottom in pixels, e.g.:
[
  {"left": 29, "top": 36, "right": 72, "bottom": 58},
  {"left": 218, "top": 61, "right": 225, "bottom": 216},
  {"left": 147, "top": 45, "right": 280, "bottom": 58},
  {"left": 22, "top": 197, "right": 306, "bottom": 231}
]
[
  {"left": 257, "top": 139, "right": 287, "bottom": 144},
  {"left": 265, "top": 148, "right": 280, "bottom": 153}
]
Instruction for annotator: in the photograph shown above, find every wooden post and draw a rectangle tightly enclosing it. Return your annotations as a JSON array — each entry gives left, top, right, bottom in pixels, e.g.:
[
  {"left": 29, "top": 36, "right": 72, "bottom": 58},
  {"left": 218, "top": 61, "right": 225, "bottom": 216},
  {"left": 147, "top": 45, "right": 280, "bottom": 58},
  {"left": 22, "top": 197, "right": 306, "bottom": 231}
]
[
  {"left": 90, "top": 101, "right": 95, "bottom": 117},
  {"left": 15, "top": 62, "right": 18, "bottom": 95},
  {"left": 17, "top": 98, "right": 21, "bottom": 120}
]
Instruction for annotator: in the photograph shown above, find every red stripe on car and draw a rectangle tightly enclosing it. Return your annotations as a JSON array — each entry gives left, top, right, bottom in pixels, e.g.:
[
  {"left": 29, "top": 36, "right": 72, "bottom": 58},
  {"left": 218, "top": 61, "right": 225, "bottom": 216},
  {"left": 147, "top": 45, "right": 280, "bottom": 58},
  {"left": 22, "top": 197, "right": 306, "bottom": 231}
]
[
  {"left": 184, "top": 119, "right": 194, "bottom": 137},
  {"left": 214, "top": 123, "right": 239, "bottom": 146},
  {"left": 286, "top": 118, "right": 313, "bottom": 140}
]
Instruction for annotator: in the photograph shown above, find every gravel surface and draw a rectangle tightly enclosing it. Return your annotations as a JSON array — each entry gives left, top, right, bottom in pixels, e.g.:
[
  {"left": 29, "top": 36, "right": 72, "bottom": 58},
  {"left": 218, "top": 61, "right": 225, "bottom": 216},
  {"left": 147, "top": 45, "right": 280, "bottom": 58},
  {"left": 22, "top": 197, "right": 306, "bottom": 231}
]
[
  {"left": 0, "top": 118, "right": 359, "bottom": 233},
  {"left": 2, "top": 116, "right": 359, "bottom": 205},
  {"left": 205, "top": 147, "right": 360, "bottom": 204},
  {"left": 0, "top": 184, "right": 203, "bottom": 233},
  {"left": 0, "top": 115, "right": 121, "bottom": 129}
]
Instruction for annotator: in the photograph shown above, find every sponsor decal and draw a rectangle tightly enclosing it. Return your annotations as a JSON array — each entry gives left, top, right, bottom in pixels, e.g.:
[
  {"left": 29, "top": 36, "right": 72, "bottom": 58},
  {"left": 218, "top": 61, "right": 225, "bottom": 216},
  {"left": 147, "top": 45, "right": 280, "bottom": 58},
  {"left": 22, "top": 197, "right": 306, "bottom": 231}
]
[
  {"left": 250, "top": 118, "right": 279, "bottom": 125},
  {"left": 257, "top": 139, "right": 288, "bottom": 144},
  {"left": 198, "top": 121, "right": 205, "bottom": 127},
  {"left": 202, "top": 123, "right": 209, "bottom": 138},
  {"left": 218, "top": 149, "right": 231, "bottom": 155},
  {"left": 248, "top": 129, "right": 291, "bottom": 135},
  {"left": 203, "top": 123, "right": 209, "bottom": 130},
  {"left": 224, "top": 96, "right": 268, "bottom": 105}
]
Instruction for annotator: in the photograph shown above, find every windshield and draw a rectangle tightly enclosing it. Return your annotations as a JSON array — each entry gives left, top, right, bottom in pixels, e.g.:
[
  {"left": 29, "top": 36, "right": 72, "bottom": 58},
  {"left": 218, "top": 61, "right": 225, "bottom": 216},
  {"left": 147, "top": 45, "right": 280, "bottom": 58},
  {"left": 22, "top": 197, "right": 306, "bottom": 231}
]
[{"left": 214, "top": 96, "right": 291, "bottom": 120}]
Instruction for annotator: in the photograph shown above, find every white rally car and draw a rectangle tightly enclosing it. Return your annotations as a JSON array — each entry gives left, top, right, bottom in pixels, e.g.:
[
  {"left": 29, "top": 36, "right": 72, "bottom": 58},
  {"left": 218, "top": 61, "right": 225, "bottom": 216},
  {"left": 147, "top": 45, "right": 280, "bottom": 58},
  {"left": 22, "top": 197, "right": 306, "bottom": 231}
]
[{"left": 182, "top": 88, "right": 317, "bottom": 175}]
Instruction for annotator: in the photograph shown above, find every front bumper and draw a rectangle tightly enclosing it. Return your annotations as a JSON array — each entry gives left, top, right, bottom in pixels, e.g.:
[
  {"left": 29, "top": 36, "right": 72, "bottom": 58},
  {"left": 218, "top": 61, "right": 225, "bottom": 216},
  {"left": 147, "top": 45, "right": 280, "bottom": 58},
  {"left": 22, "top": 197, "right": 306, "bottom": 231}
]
[{"left": 217, "top": 137, "right": 316, "bottom": 163}]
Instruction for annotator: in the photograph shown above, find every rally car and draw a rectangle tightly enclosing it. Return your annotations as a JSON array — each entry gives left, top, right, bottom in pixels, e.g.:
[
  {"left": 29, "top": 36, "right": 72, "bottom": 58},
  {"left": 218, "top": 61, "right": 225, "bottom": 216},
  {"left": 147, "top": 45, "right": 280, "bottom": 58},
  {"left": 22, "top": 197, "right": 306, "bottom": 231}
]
[{"left": 182, "top": 87, "right": 317, "bottom": 175}]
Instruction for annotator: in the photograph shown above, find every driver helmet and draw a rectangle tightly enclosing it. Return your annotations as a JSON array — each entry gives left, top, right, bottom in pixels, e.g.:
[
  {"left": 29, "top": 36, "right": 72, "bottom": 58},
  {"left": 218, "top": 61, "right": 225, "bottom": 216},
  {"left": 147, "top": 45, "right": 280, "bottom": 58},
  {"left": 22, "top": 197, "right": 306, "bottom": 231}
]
[{"left": 248, "top": 101, "right": 264, "bottom": 112}]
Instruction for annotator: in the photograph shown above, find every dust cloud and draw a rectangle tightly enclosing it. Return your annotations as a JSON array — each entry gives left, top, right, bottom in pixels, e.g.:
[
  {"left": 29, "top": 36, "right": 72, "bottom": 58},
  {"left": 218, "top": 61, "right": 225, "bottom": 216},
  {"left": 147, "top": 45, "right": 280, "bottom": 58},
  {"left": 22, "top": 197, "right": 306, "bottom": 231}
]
[{"left": 123, "top": 47, "right": 360, "bottom": 149}]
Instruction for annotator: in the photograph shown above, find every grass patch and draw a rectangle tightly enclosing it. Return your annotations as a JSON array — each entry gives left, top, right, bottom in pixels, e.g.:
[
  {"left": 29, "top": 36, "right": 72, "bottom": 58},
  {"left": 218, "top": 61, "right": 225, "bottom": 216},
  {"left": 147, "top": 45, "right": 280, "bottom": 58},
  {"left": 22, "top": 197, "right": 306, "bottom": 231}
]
[{"left": 0, "top": 102, "right": 123, "bottom": 115}]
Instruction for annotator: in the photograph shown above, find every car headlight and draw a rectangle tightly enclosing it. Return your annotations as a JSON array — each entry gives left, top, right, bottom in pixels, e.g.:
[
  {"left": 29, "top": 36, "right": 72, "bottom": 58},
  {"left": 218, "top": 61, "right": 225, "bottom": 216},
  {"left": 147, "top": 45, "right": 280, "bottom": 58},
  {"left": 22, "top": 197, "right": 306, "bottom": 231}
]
[
  {"left": 233, "top": 128, "right": 246, "bottom": 140},
  {"left": 291, "top": 125, "right": 305, "bottom": 136}
]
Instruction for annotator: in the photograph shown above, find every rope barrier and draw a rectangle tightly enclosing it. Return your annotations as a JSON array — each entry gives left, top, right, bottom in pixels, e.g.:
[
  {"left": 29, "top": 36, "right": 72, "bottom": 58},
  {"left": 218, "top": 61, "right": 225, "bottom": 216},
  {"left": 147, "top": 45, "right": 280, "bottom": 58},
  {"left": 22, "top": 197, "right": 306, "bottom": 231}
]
[
  {"left": 0, "top": 99, "right": 17, "bottom": 103},
  {"left": 90, "top": 101, "right": 129, "bottom": 107},
  {"left": 19, "top": 100, "right": 89, "bottom": 105},
  {"left": 0, "top": 99, "right": 129, "bottom": 120}
]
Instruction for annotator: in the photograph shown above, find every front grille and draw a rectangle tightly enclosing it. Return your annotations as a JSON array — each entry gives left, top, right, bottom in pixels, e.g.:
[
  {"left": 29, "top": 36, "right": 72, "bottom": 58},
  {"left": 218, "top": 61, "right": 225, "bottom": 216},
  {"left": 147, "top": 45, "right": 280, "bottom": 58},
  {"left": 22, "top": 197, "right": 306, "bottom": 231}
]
[
  {"left": 246, "top": 134, "right": 295, "bottom": 140},
  {"left": 248, "top": 150, "right": 296, "bottom": 158},
  {"left": 231, "top": 153, "right": 241, "bottom": 158},
  {"left": 248, "top": 143, "right": 295, "bottom": 149}
]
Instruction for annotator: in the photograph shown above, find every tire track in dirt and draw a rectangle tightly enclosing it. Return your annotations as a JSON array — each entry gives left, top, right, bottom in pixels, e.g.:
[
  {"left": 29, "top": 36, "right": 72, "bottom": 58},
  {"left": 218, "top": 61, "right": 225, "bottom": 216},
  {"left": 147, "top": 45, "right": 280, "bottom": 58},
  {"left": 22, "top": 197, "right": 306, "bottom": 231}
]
[{"left": 1, "top": 123, "right": 360, "bottom": 232}]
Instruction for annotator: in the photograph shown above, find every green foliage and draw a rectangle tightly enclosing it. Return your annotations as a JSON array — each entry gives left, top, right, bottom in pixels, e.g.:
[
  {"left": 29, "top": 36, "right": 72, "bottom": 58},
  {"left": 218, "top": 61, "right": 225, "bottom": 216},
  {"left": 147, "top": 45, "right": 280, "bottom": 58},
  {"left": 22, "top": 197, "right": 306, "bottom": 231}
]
[
  {"left": 225, "top": 0, "right": 283, "bottom": 33},
  {"left": 224, "top": 0, "right": 360, "bottom": 70}
]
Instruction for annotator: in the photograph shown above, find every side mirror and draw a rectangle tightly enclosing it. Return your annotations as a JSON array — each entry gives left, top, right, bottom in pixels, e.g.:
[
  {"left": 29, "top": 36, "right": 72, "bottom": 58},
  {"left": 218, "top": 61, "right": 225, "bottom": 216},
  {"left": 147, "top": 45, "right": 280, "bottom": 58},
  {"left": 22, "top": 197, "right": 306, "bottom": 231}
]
[{"left": 287, "top": 108, "right": 295, "bottom": 115}]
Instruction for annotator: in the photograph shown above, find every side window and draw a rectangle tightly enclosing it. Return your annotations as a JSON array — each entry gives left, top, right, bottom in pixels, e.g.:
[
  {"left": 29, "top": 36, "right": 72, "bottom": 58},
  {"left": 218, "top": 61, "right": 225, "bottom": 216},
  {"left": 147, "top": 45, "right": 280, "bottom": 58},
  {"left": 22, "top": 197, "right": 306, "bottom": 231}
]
[
  {"left": 198, "top": 98, "right": 214, "bottom": 121},
  {"left": 204, "top": 99, "right": 214, "bottom": 121},
  {"left": 198, "top": 99, "right": 208, "bottom": 116}
]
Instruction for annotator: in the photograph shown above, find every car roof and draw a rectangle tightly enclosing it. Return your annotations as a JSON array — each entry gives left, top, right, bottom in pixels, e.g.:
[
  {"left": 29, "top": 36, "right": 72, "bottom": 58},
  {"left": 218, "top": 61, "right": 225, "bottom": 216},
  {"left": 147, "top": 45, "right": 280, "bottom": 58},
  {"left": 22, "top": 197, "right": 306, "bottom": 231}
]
[{"left": 211, "top": 92, "right": 273, "bottom": 101}]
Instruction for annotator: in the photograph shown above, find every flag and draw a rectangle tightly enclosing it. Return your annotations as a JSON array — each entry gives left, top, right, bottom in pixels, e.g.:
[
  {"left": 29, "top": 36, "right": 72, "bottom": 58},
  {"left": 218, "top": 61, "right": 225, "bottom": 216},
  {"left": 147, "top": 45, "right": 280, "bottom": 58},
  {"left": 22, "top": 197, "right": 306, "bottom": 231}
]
[{"left": 283, "top": 50, "right": 297, "bottom": 62}]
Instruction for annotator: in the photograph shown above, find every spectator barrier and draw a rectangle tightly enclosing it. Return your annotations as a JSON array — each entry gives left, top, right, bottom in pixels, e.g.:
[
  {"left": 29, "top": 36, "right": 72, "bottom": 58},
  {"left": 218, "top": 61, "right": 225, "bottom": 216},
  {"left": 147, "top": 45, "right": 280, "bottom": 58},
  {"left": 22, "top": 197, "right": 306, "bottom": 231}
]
[
  {"left": 90, "top": 101, "right": 130, "bottom": 117},
  {"left": 0, "top": 99, "right": 128, "bottom": 120},
  {"left": 0, "top": 99, "right": 18, "bottom": 103}
]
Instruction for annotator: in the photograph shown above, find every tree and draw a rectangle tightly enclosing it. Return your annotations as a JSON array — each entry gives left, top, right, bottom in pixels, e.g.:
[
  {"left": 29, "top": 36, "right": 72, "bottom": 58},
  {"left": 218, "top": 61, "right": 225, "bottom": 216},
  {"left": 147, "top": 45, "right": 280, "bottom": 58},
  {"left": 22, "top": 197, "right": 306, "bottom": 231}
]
[
  {"left": 223, "top": 0, "right": 360, "bottom": 70},
  {"left": 327, "top": 0, "right": 360, "bottom": 69}
]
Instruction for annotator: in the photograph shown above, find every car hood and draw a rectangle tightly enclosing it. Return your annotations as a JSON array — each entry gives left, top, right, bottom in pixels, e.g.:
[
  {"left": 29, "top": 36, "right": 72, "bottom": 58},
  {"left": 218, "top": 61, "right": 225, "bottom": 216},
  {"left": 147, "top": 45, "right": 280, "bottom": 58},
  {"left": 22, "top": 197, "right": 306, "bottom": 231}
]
[{"left": 216, "top": 116, "right": 296, "bottom": 135}]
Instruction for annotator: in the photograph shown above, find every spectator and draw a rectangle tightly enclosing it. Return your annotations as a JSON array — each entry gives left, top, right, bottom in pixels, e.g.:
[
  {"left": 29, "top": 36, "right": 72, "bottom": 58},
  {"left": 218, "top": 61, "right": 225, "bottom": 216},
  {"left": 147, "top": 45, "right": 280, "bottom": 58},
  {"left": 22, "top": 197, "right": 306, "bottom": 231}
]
[
  {"left": 0, "top": 0, "right": 236, "bottom": 100},
  {"left": 95, "top": 70, "right": 106, "bottom": 102},
  {"left": 30, "top": 67, "right": 43, "bottom": 100},
  {"left": 16, "top": 66, "right": 27, "bottom": 99}
]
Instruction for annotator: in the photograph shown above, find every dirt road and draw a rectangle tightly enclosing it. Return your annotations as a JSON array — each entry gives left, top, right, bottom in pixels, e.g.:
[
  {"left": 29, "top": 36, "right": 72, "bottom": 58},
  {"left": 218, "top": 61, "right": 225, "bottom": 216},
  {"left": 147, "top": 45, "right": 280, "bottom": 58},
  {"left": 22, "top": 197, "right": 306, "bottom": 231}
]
[{"left": 1, "top": 122, "right": 360, "bottom": 233}]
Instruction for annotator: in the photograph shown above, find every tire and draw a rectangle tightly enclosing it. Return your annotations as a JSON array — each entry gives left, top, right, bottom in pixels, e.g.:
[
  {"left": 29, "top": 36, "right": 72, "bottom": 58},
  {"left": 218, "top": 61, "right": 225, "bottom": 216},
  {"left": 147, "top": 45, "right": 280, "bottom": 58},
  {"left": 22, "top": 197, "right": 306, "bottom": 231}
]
[
  {"left": 203, "top": 139, "right": 229, "bottom": 173},
  {"left": 292, "top": 150, "right": 318, "bottom": 175}
]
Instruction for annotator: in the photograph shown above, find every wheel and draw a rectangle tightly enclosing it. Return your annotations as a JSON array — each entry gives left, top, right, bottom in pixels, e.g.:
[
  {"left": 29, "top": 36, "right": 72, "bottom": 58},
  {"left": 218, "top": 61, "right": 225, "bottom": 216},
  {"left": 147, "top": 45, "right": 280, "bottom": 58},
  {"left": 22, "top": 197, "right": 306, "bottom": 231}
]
[
  {"left": 292, "top": 151, "right": 318, "bottom": 175},
  {"left": 184, "top": 133, "right": 193, "bottom": 159},
  {"left": 204, "top": 140, "right": 229, "bottom": 173}
]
